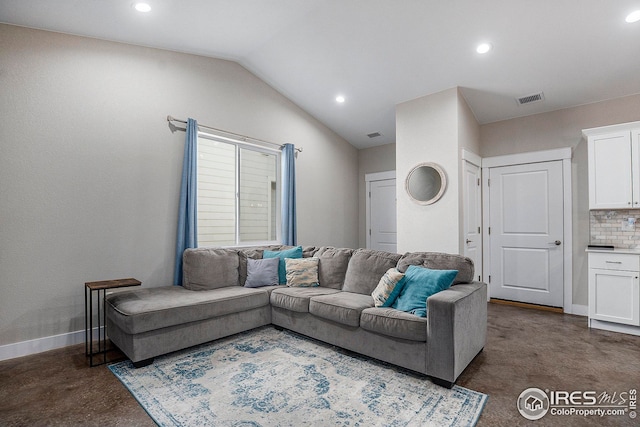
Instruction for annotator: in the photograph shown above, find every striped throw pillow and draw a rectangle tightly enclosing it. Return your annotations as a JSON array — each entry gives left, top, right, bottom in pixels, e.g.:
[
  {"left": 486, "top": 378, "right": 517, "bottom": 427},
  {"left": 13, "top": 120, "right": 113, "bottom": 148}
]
[
  {"left": 371, "top": 268, "right": 406, "bottom": 307},
  {"left": 285, "top": 257, "right": 320, "bottom": 287}
]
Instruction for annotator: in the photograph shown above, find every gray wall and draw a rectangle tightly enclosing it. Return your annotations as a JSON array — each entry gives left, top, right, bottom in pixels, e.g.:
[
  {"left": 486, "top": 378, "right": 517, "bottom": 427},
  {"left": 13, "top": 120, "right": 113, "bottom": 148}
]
[
  {"left": 480, "top": 93, "right": 640, "bottom": 306},
  {"left": 396, "top": 89, "right": 459, "bottom": 253},
  {"left": 457, "top": 90, "right": 481, "bottom": 155},
  {"left": 396, "top": 88, "right": 480, "bottom": 254},
  {"left": 357, "top": 143, "right": 396, "bottom": 248},
  {"left": 456, "top": 89, "right": 481, "bottom": 253},
  {"left": 363, "top": 89, "right": 479, "bottom": 255},
  {"left": 0, "top": 24, "right": 358, "bottom": 347}
]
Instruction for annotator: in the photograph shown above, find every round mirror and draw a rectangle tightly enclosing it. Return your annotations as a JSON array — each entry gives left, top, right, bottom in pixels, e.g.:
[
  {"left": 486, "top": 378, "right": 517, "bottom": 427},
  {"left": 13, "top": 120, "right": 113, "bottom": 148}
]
[{"left": 405, "top": 162, "right": 447, "bottom": 205}]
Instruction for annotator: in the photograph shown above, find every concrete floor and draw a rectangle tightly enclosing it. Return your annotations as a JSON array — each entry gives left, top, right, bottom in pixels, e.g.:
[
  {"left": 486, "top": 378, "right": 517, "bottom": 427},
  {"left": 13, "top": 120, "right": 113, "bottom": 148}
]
[{"left": 0, "top": 303, "right": 638, "bottom": 426}]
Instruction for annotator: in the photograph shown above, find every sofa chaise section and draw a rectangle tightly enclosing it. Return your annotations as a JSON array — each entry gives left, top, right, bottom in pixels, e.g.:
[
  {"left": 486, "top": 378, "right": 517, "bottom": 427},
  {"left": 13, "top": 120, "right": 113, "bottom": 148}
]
[{"left": 106, "top": 285, "right": 272, "bottom": 367}]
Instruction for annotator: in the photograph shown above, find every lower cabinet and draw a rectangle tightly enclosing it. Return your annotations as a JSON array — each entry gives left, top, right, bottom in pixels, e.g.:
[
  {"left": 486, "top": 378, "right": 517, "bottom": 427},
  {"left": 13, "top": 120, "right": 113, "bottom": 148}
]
[{"left": 587, "top": 252, "right": 640, "bottom": 335}]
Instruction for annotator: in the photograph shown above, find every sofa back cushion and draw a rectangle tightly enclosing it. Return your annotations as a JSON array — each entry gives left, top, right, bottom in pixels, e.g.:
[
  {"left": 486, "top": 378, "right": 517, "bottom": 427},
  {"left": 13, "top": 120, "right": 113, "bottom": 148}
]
[
  {"left": 301, "top": 246, "right": 320, "bottom": 258},
  {"left": 267, "top": 245, "right": 319, "bottom": 258},
  {"left": 182, "top": 248, "right": 240, "bottom": 290},
  {"left": 396, "top": 252, "right": 474, "bottom": 284},
  {"left": 342, "top": 249, "right": 402, "bottom": 295},
  {"left": 315, "top": 247, "right": 355, "bottom": 289}
]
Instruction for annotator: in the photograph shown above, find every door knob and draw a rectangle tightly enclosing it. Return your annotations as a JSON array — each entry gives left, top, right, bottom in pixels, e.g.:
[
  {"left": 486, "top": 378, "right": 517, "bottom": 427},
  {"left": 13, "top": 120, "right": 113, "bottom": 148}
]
[
  {"left": 466, "top": 239, "right": 472, "bottom": 244},
  {"left": 549, "top": 240, "right": 561, "bottom": 246}
]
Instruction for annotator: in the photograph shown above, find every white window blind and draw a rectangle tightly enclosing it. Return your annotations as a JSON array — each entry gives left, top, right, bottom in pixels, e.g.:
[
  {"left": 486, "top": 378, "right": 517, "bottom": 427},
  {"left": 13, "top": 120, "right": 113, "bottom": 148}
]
[{"left": 197, "top": 134, "right": 280, "bottom": 247}]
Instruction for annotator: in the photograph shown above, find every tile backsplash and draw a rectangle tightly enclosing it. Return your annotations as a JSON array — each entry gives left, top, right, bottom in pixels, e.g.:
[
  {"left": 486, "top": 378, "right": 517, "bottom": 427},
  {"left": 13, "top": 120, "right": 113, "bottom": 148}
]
[{"left": 590, "top": 210, "right": 640, "bottom": 248}]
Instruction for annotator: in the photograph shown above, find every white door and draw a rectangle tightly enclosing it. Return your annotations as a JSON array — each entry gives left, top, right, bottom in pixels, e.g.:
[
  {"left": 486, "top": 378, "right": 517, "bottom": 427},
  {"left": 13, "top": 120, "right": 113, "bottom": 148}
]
[
  {"left": 369, "top": 178, "right": 397, "bottom": 253},
  {"left": 463, "top": 160, "right": 482, "bottom": 282},
  {"left": 488, "top": 161, "right": 564, "bottom": 307}
]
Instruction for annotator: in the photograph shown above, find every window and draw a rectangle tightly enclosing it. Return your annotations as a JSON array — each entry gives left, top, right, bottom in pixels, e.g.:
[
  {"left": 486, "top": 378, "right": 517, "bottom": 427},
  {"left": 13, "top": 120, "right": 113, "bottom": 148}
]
[{"left": 197, "top": 133, "right": 280, "bottom": 247}]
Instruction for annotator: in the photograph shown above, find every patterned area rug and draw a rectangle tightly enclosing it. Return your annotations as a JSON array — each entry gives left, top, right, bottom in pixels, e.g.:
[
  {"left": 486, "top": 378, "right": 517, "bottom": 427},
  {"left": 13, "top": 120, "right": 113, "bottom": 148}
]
[{"left": 109, "top": 327, "right": 487, "bottom": 426}]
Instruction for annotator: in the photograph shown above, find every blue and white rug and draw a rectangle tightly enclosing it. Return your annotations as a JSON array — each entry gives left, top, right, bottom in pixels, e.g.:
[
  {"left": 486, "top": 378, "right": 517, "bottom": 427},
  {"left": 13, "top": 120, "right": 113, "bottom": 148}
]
[{"left": 109, "top": 327, "right": 487, "bottom": 426}]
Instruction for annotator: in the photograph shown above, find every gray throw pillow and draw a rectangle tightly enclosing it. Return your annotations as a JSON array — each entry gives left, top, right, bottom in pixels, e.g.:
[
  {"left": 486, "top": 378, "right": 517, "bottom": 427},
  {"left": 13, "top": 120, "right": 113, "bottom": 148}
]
[{"left": 244, "top": 257, "right": 280, "bottom": 288}]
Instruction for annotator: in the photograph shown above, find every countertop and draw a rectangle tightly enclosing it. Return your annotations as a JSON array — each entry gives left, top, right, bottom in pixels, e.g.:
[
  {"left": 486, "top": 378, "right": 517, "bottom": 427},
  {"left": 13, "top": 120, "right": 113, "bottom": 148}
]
[{"left": 585, "top": 247, "right": 640, "bottom": 255}]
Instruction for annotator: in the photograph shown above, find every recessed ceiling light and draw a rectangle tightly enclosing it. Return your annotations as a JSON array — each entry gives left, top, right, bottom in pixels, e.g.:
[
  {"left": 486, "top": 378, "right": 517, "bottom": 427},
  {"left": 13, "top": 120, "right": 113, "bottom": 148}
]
[
  {"left": 134, "top": 3, "right": 151, "bottom": 13},
  {"left": 336, "top": 95, "right": 345, "bottom": 103},
  {"left": 626, "top": 10, "right": 640, "bottom": 23},
  {"left": 476, "top": 43, "right": 492, "bottom": 54}
]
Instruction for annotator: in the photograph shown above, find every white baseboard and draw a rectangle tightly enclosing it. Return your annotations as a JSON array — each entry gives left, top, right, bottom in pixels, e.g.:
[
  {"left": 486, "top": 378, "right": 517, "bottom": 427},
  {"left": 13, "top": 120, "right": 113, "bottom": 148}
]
[
  {"left": 589, "top": 319, "right": 640, "bottom": 336},
  {"left": 0, "top": 327, "right": 102, "bottom": 362},
  {"left": 570, "top": 304, "right": 588, "bottom": 316}
]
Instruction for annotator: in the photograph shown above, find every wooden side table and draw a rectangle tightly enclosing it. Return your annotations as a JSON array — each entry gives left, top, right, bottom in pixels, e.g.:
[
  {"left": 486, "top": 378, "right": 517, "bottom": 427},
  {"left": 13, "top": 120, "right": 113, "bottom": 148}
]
[{"left": 85, "top": 278, "right": 141, "bottom": 366}]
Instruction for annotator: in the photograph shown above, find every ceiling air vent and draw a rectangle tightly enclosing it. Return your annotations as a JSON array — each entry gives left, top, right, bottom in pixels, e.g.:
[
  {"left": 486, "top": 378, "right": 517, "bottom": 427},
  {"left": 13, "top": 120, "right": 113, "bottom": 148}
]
[
  {"left": 516, "top": 92, "right": 545, "bottom": 106},
  {"left": 367, "top": 132, "right": 382, "bottom": 138}
]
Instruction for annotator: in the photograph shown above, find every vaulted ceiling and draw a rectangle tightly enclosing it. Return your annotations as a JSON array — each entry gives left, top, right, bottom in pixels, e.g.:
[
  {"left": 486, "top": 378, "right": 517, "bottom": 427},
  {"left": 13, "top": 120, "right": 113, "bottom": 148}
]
[{"left": 2, "top": 0, "right": 640, "bottom": 148}]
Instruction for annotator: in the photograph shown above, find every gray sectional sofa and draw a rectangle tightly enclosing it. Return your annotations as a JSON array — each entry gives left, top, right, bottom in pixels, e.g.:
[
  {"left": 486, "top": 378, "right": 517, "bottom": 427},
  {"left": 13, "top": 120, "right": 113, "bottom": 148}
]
[{"left": 105, "top": 245, "right": 487, "bottom": 388}]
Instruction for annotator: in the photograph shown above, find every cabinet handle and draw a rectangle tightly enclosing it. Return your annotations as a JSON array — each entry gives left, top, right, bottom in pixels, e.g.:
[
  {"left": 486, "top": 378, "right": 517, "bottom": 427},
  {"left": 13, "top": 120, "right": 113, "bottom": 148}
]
[
  {"left": 605, "top": 261, "right": 622, "bottom": 264},
  {"left": 629, "top": 202, "right": 632, "bottom": 205}
]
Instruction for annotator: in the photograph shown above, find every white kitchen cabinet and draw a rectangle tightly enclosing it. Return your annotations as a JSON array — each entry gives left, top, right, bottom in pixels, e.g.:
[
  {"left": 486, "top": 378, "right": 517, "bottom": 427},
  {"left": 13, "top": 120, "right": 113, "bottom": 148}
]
[
  {"left": 584, "top": 122, "right": 640, "bottom": 210},
  {"left": 587, "top": 251, "right": 640, "bottom": 335}
]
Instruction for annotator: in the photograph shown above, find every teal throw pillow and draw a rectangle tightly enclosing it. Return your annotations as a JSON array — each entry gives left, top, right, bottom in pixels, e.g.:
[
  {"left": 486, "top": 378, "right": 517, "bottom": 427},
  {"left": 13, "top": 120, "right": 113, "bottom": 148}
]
[
  {"left": 263, "top": 246, "right": 303, "bottom": 284},
  {"left": 381, "top": 274, "right": 407, "bottom": 308},
  {"left": 391, "top": 265, "right": 458, "bottom": 317}
]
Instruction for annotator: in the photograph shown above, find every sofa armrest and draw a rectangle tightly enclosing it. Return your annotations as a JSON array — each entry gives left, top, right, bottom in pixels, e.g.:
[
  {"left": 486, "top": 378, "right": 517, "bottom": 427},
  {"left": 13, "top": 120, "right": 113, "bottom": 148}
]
[{"left": 426, "top": 281, "right": 487, "bottom": 386}]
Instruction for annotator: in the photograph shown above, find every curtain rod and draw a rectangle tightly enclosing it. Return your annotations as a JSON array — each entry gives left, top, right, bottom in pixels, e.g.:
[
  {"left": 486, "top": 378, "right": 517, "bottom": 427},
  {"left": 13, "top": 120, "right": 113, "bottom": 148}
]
[{"left": 167, "top": 115, "right": 302, "bottom": 153}]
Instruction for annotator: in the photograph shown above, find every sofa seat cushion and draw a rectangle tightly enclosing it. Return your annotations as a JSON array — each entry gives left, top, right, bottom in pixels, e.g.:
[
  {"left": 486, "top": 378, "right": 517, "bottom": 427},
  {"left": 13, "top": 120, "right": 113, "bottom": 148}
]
[
  {"left": 360, "top": 307, "right": 427, "bottom": 342},
  {"left": 270, "top": 287, "right": 340, "bottom": 313},
  {"left": 258, "top": 285, "right": 287, "bottom": 296},
  {"left": 106, "top": 286, "right": 269, "bottom": 335},
  {"left": 309, "top": 292, "right": 374, "bottom": 327}
]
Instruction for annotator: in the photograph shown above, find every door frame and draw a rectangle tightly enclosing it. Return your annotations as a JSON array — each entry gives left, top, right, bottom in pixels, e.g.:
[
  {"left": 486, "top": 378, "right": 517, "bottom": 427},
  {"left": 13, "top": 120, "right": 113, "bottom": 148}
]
[
  {"left": 365, "top": 170, "right": 396, "bottom": 250},
  {"left": 481, "top": 147, "right": 573, "bottom": 313},
  {"left": 461, "top": 149, "right": 483, "bottom": 282}
]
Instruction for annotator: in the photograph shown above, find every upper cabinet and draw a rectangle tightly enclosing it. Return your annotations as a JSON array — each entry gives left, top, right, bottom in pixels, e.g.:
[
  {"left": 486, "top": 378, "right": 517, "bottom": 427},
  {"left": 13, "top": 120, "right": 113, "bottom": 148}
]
[{"left": 584, "top": 122, "right": 640, "bottom": 210}]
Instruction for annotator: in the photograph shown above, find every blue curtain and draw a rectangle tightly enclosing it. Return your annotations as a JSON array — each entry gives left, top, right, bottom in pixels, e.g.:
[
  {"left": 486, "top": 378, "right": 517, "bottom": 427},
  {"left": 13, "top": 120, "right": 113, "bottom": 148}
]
[
  {"left": 281, "top": 143, "right": 297, "bottom": 246},
  {"left": 173, "top": 118, "right": 198, "bottom": 285}
]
